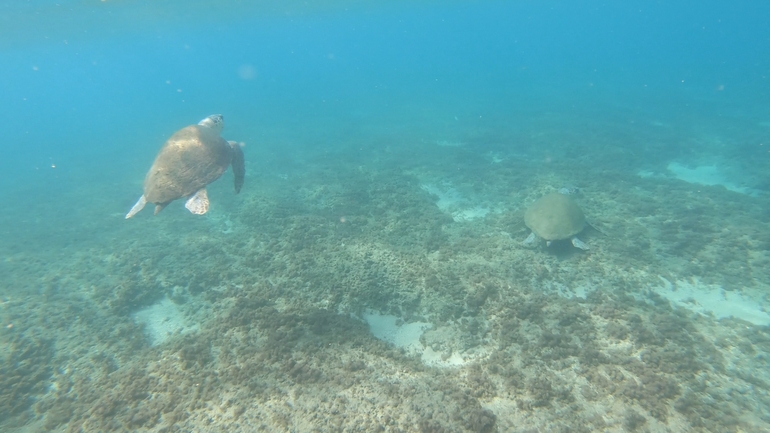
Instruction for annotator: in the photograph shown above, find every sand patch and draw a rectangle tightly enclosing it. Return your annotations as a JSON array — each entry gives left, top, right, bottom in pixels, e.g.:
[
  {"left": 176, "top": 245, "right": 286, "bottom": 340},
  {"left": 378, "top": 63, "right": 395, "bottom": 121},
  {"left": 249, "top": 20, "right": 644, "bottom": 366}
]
[
  {"left": 420, "top": 183, "right": 492, "bottom": 222},
  {"left": 131, "top": 297, "right": 199, "bottom": 346},
  {"left": 666, "top": 162, "right": 759, "bottom": 196},
  {"left": 652, "top": 277, "right": 770, "bottom": 326},
  {"left": 363, "top": 311, "right": 489, "bottom": 367}
]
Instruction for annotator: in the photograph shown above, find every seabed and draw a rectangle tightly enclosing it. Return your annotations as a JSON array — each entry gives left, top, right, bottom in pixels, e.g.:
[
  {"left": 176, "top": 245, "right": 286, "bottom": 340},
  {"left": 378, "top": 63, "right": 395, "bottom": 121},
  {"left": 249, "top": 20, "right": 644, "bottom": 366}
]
[{"left": 2, "top": 109, "right": 770, "bottom": 432}]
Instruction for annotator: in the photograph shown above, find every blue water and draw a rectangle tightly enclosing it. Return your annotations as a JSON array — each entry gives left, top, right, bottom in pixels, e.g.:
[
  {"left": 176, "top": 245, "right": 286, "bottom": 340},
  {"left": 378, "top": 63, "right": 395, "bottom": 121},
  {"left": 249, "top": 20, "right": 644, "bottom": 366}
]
[
  {"left": 2, "top": 1, "right": 770, "bottom": 431},
  {"left": 2, "top": 1, "right": 766, "bottom": 230},
  {"left": 4, "top": 1, "right": 768, "bottom": 170}
]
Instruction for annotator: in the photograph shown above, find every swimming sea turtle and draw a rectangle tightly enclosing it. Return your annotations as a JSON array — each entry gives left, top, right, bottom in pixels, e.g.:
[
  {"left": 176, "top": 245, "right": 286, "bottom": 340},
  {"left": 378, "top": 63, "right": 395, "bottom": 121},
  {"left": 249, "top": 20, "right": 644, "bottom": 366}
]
[
  {"left": 522, "top": 191, "right": 589, "bottom": 250},
  {"left": 125, "top": 114, "right": 245, "bottom": 219}
]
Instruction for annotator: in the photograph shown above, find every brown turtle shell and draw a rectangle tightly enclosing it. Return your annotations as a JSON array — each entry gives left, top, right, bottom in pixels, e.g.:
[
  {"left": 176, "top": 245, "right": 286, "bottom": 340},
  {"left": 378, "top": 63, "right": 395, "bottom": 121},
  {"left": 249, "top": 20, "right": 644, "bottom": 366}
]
[
  {"left": 524, "top": 192, "right": 586, "bottom": 241},
  {"left": 144, "top": 125, "right": 234, "bottom": 206}
]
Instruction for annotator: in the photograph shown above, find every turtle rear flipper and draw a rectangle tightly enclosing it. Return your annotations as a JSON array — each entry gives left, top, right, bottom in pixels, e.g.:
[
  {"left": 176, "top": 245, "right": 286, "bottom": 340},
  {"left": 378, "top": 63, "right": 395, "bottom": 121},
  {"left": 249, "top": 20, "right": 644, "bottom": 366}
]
[
  {"left": 229, "top": 141, "right": 245, "bottom": 193},
  {"left": 185, "top": 188, "right": 210, "bottom": 215},
  {"left": 126, "top": 195, "right": 147, "bottom": 219},
  {"left": 522, "top": 232, "right": 537, "bottom": 247}
]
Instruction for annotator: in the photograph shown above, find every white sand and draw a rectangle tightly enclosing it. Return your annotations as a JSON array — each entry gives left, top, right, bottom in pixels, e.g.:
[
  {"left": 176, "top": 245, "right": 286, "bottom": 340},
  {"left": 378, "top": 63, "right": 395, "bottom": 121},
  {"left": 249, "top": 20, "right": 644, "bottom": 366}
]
[
  {"left": 653, "top": 277, "right": 770, "bottom": 326},
  {"left": 666, "top": 162, "right": 758, "bottom": 195},
  {"left": 363, "top": 311, "right": 488, "bottom": 367},
  {"left": 131, "top": 297, "right": 199, "bottom": 346},
  {"left": 363, "top": 311, "right": 430, "bottom": 355},
  {"left": 420, "top": 183, "right": 492, "bottom": 222}
]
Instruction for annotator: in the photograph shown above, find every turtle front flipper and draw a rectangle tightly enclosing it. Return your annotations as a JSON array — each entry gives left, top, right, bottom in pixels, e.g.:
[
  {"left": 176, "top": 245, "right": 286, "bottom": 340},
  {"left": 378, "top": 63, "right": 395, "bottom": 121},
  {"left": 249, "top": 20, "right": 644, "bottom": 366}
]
[
  {"left": 185, "top": 188, "right": 210, "bottom": 215},
  {"left": 229, "top": 141, "right": 245, "bottom": 193},
  {"left": 571, "top": 237, "right": 589, "bottom": 251},
  {"left": 125, "top": 195, "right": 148, "bottom": 219},
  {"left": 522, "top": 232, "right": 537, "bottom": 247}
]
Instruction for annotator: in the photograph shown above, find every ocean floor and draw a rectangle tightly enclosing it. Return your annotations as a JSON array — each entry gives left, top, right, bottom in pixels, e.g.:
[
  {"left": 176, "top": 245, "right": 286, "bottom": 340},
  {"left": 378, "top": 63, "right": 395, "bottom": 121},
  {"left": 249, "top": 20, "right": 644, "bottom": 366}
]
[{"left": 2, "top": 109, "right": 770, "bottom": 432}]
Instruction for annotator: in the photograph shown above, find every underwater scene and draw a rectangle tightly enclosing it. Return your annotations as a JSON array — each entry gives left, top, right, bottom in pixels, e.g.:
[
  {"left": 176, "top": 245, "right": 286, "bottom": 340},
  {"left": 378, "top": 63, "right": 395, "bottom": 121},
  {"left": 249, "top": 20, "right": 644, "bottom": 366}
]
[{"left": 2, "top": 0, "right": 770, "bottom": 431}]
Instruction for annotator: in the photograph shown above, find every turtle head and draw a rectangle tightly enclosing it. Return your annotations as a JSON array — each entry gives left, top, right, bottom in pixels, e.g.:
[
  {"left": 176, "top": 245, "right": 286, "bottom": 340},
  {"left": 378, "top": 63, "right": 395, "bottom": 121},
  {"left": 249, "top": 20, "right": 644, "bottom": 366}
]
[{"left": 198, "top": 114, "right": 225, "bottom": 133}]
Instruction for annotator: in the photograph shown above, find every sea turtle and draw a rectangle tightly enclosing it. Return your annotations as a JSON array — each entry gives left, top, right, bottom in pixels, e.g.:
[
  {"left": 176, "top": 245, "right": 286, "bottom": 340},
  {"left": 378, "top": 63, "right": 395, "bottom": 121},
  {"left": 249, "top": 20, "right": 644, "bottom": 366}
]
[
  {"left": 125, "top": 114, "right": 245, "bottom": 219},
  {"left": 522, "top": 191, "right": 589, "bottom": 250}
]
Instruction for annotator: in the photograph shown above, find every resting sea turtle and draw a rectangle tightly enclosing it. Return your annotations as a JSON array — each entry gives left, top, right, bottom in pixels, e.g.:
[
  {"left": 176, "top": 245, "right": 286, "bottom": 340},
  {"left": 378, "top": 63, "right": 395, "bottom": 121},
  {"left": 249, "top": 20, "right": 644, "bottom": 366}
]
[
  {"left": 522, "top": 191, "right": 589, "bottom": 250},
  {"left": 125, "top": 114, "right": 245, "bottom": 219}
]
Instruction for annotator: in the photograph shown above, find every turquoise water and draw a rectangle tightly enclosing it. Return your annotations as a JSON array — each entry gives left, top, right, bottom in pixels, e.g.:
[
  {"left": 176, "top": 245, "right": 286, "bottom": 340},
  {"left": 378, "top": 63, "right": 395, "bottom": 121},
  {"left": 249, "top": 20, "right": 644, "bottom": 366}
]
[{"left": 2, "top": 1, "right": 770, "bottom": 431}]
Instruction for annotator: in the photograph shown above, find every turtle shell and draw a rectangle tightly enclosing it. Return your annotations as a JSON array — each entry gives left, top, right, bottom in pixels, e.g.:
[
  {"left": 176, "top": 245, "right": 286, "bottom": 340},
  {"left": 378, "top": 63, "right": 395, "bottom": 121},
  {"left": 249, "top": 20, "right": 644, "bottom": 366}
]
[
  {"left": 144, "top": 124, "right": 233, "bottom": 205},
  {"left": 524, "top": 192, "right": 586, "bottom": 241}
]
